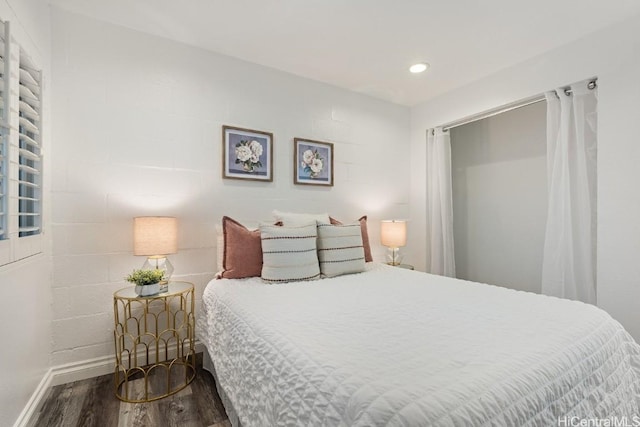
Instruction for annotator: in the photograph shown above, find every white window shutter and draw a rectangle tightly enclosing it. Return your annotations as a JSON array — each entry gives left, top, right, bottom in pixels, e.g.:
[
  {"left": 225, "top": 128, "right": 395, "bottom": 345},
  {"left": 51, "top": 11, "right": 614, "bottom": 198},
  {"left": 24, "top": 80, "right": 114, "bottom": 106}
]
[
  {"left": 0, "top": 20, "right": 7, "bottom": 240},
  {"left": 0, "top": 19, "right": 44, "bottom": 266},
  {"left": 17, "top": 51, "right": 41, "bottom": 237},
  {"left": 0, "top": 130, "right": 6, "bottom": 240}
]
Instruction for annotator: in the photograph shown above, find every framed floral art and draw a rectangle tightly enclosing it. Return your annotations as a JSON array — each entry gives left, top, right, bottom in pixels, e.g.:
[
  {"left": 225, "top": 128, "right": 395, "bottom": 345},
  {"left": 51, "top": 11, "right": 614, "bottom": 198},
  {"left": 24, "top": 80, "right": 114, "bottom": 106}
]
[
  {"left": 222, "top": 126, "right": 273, "bottom": 182},
  {"left": 294, "top": 138, "right": 334, "bottom": 186}
]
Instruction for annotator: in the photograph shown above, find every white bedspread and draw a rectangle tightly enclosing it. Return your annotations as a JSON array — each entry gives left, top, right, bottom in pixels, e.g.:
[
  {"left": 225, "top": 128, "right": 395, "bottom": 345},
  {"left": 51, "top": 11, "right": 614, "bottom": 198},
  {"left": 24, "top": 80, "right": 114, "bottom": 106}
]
[{"left": 199, "top": 263, "right": 640, "bottom": 426}]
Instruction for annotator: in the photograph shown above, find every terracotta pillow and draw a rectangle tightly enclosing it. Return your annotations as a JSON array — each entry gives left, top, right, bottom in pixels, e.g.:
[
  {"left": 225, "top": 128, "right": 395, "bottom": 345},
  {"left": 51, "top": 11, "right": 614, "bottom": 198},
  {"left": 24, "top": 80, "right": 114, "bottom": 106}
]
[
  {"left": 330, "top": 215, "right": 373, "bottom": 262},
  {"left": 220, "top": 216, "right": 263, "bottom": 279}
]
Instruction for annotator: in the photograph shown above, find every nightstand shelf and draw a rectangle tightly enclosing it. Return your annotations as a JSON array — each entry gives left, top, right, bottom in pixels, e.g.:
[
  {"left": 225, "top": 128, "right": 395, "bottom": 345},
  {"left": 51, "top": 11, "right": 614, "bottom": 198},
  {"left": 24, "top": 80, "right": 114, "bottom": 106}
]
[{"left": 113, "top": 281, "right": 196, "bottom": 403}]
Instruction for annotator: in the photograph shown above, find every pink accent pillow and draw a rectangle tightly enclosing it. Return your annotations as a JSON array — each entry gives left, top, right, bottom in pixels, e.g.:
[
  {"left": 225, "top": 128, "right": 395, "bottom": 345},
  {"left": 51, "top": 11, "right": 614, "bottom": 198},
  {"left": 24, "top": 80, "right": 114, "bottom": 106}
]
[
  {"left": 330, "top": 215, "right": 373, "bottom": 262},
  {"left": 220, "top": 216, "right": 263, "bottom": 279}
]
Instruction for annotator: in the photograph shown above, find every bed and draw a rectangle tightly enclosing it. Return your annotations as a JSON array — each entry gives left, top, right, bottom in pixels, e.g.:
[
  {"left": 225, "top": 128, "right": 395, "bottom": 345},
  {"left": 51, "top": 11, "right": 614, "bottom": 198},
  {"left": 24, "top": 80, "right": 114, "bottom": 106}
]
[{"left": 199, "top": 263, "right": 640, "bottom": 426}]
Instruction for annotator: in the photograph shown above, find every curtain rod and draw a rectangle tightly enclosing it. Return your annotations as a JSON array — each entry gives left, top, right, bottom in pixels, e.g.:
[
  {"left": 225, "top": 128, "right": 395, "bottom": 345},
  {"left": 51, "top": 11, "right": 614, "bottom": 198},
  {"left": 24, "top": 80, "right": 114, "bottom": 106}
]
[
  {"left": 441, "top": 95, "right": 545, "bottom": 132},
  {"left": 440, "top": 78, "right": 597, "bottom": 132}
]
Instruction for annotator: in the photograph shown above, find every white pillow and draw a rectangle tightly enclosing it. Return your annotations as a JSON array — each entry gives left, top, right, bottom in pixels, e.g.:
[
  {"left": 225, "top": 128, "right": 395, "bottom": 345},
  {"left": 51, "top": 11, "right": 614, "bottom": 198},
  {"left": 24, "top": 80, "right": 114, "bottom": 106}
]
[
  {"left": 215, "top": 223, "right": 224, "bottom": 274},
  {"left": 317, "top": 223, "right": 366, "bottom": 277},
  {"left": 260, "top": 223, "right": 320, "bottom": 283},
  {"left": 273, "top": 210, "right": 330, "bottom": 226}
]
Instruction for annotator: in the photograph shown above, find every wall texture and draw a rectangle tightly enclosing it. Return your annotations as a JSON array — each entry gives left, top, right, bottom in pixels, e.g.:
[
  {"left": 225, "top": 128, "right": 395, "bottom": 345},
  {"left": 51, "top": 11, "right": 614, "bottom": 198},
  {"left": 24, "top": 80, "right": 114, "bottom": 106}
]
[
  {"left": 50, "top": 8, "right": 410, "bottom": 367},
  {"left": 450, "top": 101, "right": 546, "bottom": 293},
  {"left": 8, "top": 5, "right": 640, "bottom": 424},
  {"left": 410, "top": 12, "right": 640, "bottom": 340},
  {"left": 0, "top": 1, "right": 52, "bottom": 426}
]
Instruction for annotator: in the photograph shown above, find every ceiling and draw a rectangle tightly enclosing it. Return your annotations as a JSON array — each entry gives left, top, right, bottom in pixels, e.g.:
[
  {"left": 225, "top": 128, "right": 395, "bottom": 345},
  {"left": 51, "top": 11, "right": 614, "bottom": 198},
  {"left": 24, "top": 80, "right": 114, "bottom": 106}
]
[{"left": 49, "top": 0, "right": 640, "bottom": 106}]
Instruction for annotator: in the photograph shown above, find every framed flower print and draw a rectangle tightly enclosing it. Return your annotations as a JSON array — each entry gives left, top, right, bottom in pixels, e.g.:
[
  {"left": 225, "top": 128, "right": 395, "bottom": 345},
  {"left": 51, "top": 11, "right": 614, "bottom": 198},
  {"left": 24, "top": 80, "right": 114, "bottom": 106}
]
[
  {"left": 223, "top": 126, "right": 273, "bottom": 182},
  {"left": 294, "top": 138, "right": 334, "bottom": 186}
]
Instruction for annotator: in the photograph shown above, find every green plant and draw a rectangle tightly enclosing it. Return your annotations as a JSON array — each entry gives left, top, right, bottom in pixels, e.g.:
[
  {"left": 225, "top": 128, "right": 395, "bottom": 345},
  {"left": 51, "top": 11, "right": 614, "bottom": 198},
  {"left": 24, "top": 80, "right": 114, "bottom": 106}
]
[{"left": 125, "top": 269, "right": 165, "bottom": 286}]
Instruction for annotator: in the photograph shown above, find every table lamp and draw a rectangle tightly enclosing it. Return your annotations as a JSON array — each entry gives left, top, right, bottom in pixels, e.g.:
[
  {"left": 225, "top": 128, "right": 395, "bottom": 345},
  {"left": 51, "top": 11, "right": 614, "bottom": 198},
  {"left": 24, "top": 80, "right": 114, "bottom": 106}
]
[
  {"left": 381, "top": 220, "right": 406, "bottom": 266},
  {"left": 133, "top": 216, "right": 178, "bottom": 292}
]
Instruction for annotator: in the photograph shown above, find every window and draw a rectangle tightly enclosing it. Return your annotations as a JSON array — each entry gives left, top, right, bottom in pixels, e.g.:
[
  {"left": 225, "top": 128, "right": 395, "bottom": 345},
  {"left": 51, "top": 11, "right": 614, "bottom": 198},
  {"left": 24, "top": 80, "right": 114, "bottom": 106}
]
[{"left": 0, "top": 19, "right": 44, "bottom": 266}]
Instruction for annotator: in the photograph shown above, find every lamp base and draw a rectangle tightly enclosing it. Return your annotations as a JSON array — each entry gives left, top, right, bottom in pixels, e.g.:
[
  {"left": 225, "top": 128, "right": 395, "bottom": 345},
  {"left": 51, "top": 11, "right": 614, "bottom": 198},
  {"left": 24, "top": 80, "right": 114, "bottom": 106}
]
[
  {"left": 385, "top": 247, "right": 403, "bottom": 266},
  {"left": 141, "top": 256, "right": 174, "bottom": 293}
]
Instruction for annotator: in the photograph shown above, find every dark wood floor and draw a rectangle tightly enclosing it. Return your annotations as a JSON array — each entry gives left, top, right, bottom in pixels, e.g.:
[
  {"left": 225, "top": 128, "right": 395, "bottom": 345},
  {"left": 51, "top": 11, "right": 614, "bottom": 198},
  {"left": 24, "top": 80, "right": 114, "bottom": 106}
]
[{"left": 30, "top": 354, "right": 230, "bottom": 427}]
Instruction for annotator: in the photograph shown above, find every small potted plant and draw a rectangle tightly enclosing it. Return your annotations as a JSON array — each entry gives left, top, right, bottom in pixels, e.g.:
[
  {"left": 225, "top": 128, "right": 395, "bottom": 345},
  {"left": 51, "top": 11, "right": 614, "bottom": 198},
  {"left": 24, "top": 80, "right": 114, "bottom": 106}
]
[{"left": 125, "top": 269, "right": 166, "bottom": 296}]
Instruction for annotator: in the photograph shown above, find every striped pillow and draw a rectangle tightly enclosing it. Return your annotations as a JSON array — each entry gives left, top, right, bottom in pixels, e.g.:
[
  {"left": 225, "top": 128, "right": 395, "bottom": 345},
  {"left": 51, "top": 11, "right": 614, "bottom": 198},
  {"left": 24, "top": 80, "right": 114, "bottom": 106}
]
[
  {"left": 330, "top": 216, "right": 373, "bottom": 262},
  {"left": 317, "top": 223, "right": 366, "bottom": 278},
  {"left": 260, "top": 223, "right": 320, "bottom": 283}
]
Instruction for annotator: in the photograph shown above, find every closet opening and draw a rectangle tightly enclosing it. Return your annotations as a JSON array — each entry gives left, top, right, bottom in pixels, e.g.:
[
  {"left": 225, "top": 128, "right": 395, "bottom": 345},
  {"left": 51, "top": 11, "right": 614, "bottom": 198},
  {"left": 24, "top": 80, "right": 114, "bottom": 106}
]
[{"left": 449, "top": 101, "right": 547, "bottom": 293}]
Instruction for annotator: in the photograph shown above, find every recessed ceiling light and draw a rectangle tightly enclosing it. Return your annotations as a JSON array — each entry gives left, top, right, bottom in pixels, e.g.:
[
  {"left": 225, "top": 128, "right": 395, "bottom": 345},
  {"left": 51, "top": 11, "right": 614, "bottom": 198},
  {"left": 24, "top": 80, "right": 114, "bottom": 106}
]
[{"left": 409, "top": 63, "right": 429, "bottom": 74}]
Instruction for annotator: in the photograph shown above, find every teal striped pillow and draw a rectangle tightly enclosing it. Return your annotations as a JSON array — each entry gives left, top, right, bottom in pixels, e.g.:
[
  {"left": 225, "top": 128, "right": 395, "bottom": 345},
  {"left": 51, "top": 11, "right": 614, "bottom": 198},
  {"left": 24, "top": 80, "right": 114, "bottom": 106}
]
[
  {"left": 260, "top": 223, "right": 320, "bottom": 283},
  {"left": 317, "top": 223, "right": 365, "bottom": 278}
]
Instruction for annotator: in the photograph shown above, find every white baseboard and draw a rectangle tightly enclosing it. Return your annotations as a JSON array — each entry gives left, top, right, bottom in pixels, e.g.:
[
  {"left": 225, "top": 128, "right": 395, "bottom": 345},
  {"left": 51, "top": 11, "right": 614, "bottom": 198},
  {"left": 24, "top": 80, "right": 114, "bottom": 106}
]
[
  {"left": 50, "top": 354, "right": 116, "bottom": 387},
  {"left": 12, "top": 368, "right": 53, "bottom": 427},
  {"left": 13, "top": 340, "right": 205, "bottom": 427}
]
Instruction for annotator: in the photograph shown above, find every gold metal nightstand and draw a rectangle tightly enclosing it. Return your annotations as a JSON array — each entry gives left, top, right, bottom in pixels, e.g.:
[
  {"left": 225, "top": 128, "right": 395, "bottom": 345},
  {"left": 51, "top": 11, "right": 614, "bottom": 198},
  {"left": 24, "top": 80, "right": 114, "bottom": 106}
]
[{"left": 113, "top": 281, "right": 196, "bottom": 402}]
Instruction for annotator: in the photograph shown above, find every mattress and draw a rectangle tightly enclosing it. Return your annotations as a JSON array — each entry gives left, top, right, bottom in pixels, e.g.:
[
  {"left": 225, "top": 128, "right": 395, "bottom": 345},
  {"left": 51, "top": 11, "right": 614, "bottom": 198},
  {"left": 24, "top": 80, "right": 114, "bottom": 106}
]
[{"left": 199, "top": 263, "right": 640, "bottom": 426}]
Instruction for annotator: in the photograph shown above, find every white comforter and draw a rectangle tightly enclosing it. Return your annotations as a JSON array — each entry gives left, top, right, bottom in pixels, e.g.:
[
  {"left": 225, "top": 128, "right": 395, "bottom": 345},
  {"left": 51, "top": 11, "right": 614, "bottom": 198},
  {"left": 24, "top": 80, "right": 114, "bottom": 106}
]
[{"left": 199, "top": 263, "right": 640, "bottom": 426}]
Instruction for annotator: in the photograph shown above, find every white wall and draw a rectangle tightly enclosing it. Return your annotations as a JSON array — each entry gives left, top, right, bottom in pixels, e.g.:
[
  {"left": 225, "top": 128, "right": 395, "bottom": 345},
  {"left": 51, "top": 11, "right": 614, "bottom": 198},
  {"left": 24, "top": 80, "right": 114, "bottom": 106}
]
[
  {"left": 410, "top": 12, "right": 640, "bottom": 340},
  {"left": 0, "top": 1, "right": 52, "bottom": 426},
  {"left": 450, "top": 101, "right": 546, "bottom": 293},
  {"left": 49, "top": 8, "right": 410, "bottom": 367}
]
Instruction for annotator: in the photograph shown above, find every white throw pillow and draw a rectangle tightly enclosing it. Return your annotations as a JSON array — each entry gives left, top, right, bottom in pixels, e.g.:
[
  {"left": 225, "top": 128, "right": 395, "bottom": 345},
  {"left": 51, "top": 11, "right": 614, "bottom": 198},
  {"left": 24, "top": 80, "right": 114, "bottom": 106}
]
[
  {"left": 260, "top": 223, "right": 320, "bottom": 283},
  {"left": 273, "top": 210, "right": 330, "bottom": 226},
  {"left": 317, "top": 223, "right": 366, "bottom": 277}
]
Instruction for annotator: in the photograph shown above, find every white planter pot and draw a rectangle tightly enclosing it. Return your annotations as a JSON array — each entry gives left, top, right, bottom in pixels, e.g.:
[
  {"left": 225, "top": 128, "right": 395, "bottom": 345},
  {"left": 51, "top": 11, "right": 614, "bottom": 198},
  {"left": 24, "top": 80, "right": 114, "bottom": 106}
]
[{"left": 135, "top": 283, "right": 160, "bottom": 297}]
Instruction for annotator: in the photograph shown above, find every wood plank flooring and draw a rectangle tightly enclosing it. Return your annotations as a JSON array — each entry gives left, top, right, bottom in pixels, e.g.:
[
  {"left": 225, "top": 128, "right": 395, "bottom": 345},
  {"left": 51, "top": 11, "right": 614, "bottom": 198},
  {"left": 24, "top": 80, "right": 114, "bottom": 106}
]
[{"left": 30, "top": 354, "right": 230, "bottom": 427}]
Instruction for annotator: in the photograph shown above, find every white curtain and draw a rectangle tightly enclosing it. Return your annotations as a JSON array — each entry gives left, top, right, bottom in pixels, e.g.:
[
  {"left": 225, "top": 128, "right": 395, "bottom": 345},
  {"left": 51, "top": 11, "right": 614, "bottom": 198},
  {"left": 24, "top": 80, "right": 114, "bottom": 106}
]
[
  {"left": 541, "top": 80, "right": 597, "bottom": 303},
  {"left": 427, "top": 127, "right": 456, "bottom": 277}
]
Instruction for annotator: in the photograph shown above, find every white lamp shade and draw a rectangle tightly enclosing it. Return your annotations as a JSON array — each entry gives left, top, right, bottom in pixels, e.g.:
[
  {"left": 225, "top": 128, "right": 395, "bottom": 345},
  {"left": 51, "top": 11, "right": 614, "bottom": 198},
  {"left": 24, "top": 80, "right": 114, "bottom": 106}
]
[
  {"left": 133, "top": 216, "right": 178, "bottom": 256},
  {"left": 381, "top": 220, "right": 407, "bottom": 248}
]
